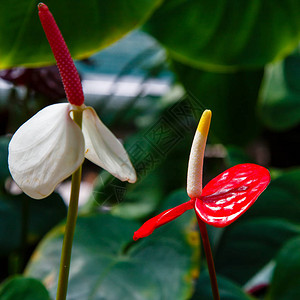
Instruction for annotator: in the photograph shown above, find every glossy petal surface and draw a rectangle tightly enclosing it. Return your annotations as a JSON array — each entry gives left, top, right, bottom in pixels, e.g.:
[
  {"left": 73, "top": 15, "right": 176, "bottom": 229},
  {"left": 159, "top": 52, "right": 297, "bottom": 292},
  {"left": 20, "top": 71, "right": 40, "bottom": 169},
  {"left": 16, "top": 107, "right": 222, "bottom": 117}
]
[
  {"left": 133, "top": 199, "right": 195, "bottom": 241},
  {"left": 82, "top": 107, "right": 136, "bottom": 183},
  {"left": 8, "top": 103, "right": 85, "bottom": 199},
  {"left": 195, "top": 164, "right": 270, "bottom": 227}
]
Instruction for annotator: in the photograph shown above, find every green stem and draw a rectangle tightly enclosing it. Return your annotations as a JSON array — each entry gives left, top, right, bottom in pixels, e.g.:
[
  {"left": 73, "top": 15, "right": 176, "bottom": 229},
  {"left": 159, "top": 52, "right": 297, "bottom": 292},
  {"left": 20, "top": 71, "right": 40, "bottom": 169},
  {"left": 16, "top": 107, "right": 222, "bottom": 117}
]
[
  {"left": 56, "top": 109, "right": 83, "bottom": 300},
  {"left": 196, "top": 215, "right": 220, "bottom": 300}
]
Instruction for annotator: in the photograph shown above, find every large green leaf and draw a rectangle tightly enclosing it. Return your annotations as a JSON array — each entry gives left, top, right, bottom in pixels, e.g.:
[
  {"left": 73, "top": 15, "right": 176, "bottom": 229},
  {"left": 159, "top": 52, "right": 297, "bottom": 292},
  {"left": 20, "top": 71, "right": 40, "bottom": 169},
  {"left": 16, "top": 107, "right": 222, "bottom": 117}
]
[
  {"left": 267, "top": 237, "right": 300, "bottom": 300},
  {"left": 0, "top": 276, "right": 50, "bottom": 300},
  {"left": 0, "top": 192, "right": 66, "bottom": 255},
  {"left": 110, "top": 171, "right": 165, "bottom": 219},
  {"left": 145, "top": 0, "right": 300, "bottom": 70},
  {"left": 87, "top": 98, "right": 195, "bottom": 218},
  {"left": 191, "top": 270, "right": 254, "bottom": 300},
  {"left": 225, "top": 146, "right": 253, "bottom": 167},
  {"left": 172, "top": 60, "right": 263, "bottom": 145},
  {"left": 214, "top": 218, "right": 300, "bottom": 285},
  {"left": 0, "top": 0, "right": 162, "bottom": 69},
  {"left": 242, "top": 168, "right": 300, "bottom": 224},
  {"left": 259, "top": 52, "right": 300, "bottom": 131},
  {"left": 26, "top": 191, "right": 199, "bottom": 300}
]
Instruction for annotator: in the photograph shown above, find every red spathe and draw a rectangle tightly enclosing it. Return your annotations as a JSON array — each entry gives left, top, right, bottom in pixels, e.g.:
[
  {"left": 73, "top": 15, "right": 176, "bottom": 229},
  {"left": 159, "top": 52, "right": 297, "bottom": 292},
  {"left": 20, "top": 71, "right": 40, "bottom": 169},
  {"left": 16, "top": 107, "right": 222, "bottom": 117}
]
[
  {"left": 134, "top": 163, "right": 271, "bottom": 240},
  {"left": 195, "top": 164, "right": 271, "bottom": 227}
]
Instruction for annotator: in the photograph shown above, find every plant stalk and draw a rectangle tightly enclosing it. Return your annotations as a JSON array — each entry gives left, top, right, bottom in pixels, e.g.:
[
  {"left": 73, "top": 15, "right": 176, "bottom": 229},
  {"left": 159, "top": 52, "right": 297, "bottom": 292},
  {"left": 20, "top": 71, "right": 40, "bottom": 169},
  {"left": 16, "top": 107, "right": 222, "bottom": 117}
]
[
  {"left": 196, "top": 215, "right": 220, "bottom": 300},
  {"left": 56, "top": 109, "right": 83, "bottom": 300}
]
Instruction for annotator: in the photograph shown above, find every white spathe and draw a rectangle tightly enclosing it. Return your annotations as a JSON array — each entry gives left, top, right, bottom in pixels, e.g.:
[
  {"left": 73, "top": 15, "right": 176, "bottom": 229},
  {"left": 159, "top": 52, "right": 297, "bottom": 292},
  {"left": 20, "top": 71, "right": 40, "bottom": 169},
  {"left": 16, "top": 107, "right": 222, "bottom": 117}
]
[
  {"left": 8, "top": 103, "right": 85, "bottom": 199},
  {"left": 82, "top": 107, "right": 136, "bottom": 183},
  {"left": 8, "top": 103, "right": 136, "bottom": 199}
]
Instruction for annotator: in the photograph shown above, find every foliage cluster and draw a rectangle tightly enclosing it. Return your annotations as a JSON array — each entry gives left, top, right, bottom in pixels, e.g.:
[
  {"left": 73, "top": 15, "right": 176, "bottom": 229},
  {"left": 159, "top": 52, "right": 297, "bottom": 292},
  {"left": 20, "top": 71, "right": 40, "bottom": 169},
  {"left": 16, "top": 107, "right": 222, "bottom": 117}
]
[{"left": 0, "top": 1, "right": 300, "bottom": 299}]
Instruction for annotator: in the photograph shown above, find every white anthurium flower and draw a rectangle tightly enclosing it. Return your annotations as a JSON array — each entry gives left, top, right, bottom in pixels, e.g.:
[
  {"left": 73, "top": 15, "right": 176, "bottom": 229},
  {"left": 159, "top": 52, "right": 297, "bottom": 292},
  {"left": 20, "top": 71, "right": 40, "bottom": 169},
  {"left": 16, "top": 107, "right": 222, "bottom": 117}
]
[
  {"left": 8, "top": 103, "right": 137, "bottom": 200},
  {"left": 8, "top": 3, "right": 136, "bottom": 200}
]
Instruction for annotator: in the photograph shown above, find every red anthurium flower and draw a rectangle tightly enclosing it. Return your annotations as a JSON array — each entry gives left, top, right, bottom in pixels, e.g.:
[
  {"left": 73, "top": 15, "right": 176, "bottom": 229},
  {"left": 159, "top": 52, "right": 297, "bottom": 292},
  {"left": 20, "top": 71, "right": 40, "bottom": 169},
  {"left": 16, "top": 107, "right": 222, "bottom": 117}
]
[{"left": 133, "top": 110, "right": 270, "bottom": 241}]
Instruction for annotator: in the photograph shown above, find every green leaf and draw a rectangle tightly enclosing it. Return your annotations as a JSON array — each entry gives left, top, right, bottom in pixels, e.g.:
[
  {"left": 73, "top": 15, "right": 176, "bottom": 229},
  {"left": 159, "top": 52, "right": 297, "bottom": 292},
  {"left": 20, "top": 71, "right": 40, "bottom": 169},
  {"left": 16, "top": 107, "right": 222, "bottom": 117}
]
[
  {"left": 0, "top": 192, "right": 66, "bottom": 255},
  {"left": 259, "top": 52, "right": 300, "bottom": 131},
  {"left": 172, "top": 60, "right": 263, "bottom": 145},
  {"left": 0, "top": 0, "right": 162, "bottom": 69},
  {"left": 87, "top": 98, "right": 195, "bottom": 218},
  {"left": 215, "top": 218, "right": 300, "bottom": 284},
  {"left": 26, "top": 191, "right": 199, "bottom": 300},
  {"left": 110, "top": 171, "right": 165, "bottom": 219},
  {"left": 243, "top": 168, "right": 300, "bottom": 223},
  {"left": 191, "top": 270, "right": 253, "bottom": 300},
  {"left": 110, "top": 130, "right": 194, "bottom": 219},
  {"left": 87, "top": 168, "right": 165, "bottom": 219},
  {"left": 145, "top": 0, "right": 300, "bottom": 70},
  {"left": 267, "top": 237, "right": 300, "bottom": 300},
  {"left": 225, "top": 146, "right": 253, "bottom": 167},
  {"left": 0, "top": 276, "right": 50, "bottom": 300},
  {"left": 0, "top": 136, "right": 9, "bottom": 188}
]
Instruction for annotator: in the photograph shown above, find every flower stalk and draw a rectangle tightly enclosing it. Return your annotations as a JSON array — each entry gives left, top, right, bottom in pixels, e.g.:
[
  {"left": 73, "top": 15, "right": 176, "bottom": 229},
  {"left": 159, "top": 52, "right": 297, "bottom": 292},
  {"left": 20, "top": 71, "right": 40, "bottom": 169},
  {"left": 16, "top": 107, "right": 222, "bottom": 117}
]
[
  {"left": 196, "top": 215, "right": 220, "bottom": 300},
  {"left": 56, "top": 109, "right": 83, "bottom": 300}
]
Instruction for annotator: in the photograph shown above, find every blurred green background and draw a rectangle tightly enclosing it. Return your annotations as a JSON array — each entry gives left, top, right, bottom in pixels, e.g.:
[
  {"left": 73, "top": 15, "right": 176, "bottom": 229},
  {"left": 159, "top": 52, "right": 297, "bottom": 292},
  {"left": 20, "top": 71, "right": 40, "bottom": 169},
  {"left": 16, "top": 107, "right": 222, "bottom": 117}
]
[{"left": 1, "top": 1, "right": 300, "bottom": 299}]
